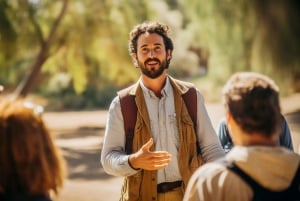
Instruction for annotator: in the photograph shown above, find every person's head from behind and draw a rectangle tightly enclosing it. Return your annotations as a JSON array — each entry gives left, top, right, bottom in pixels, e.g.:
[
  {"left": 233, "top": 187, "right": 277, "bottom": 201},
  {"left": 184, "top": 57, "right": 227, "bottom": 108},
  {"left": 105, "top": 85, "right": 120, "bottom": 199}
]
[
  {"left": 0, "top": 99, "right": 65, "bottom": 196},
  {"left": 128, "top": 21, "right": 173, "bottom": 79},
  {"left": 222, "top": 72, "right": 281, "bottom": 146}
]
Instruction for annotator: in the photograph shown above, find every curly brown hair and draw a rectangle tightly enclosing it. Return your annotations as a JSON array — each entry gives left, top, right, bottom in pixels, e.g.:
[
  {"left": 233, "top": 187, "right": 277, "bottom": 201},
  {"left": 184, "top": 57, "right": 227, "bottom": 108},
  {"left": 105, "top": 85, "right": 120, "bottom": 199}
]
[
  {"left": 0, "top": 99, "right": 66, "bottom": 197},
  {"left": 128, "top": 21, "right": 174, "bottom": 54},
  {"left": 222, "top": 72, "right": 281, "bottom": 137}
]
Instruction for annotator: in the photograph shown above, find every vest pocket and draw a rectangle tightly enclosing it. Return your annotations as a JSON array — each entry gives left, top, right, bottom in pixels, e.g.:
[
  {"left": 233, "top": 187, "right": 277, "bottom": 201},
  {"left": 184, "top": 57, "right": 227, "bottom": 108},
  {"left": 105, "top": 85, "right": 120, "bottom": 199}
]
[
  {"left": 168, "top": 114, "right": 179, "bottom": 146},
  {"left": 121, "top": 171, "right": 142, "bottom": 200}
]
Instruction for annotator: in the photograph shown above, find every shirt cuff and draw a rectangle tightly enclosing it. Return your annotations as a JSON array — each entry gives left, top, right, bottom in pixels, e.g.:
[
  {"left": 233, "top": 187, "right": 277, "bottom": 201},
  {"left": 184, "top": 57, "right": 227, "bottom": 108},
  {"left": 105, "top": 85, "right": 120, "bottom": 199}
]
[
  {"left": 128, "top": 155, "right": 141, "bottom": 171},
  {"left": 120, "top": 155, "right": 140, "bottom": 175}
]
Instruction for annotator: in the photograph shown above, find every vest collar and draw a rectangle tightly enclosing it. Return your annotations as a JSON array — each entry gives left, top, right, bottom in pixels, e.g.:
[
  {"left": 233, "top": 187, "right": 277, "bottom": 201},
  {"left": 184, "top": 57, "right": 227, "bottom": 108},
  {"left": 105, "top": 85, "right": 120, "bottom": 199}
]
[{"left": 127, "top": 75, "right": 193, "bottom": 96}]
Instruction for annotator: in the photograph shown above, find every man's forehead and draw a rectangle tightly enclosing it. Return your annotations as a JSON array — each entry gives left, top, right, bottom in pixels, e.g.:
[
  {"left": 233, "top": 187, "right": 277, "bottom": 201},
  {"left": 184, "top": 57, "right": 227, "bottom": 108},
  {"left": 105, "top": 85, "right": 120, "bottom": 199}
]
[{"left": 137, "top": 33, "right": 164, "bottom": 47}]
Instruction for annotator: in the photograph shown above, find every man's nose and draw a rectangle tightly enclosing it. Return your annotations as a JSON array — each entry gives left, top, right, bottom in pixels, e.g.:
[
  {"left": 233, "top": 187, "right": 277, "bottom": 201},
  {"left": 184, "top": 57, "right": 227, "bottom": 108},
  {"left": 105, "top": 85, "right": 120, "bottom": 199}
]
[{"left": 148, "top": 49, "right": 155, "bottom": 57}]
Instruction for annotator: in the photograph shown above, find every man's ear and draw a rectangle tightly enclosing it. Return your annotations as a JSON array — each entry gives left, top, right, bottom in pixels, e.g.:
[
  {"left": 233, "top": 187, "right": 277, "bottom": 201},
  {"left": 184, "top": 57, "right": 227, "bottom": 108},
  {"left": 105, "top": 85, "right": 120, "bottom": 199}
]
[
  {"left": 131, "top": 53, "right": 138, "bottom": 67},
  {"left": 225, "top": 111, "right": 240, "bottom": 145},
  {"left": 167, "top": 50, "right": 172, "bottom": 61},
  {"left": 225, "top": 110, "right": 231, "bottom": 124},
  {"left": 225, "top": 110, "right": 233, "bottom": 134}
]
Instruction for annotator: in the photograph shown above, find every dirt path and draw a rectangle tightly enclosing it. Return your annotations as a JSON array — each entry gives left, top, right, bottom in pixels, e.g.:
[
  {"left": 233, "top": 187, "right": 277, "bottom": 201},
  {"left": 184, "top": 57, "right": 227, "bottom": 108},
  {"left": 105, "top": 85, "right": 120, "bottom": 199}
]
[{"left": 44, "top": 94, "right": 300, "bottom": 201}]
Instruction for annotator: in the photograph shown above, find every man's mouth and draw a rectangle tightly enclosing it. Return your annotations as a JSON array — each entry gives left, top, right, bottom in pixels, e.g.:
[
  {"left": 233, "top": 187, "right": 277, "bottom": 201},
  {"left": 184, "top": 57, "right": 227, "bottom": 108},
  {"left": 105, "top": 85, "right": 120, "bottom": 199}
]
[
  {"left": 146, "top": 59, "right": 160, "bottom": 66},
  {"left": 147, "top": 61, "right": 158, "bottom": 65}
]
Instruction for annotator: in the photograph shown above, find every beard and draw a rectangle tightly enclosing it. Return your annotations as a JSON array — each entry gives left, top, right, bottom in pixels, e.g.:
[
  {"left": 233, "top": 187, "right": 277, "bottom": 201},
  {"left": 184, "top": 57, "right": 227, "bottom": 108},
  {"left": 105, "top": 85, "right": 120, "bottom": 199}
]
[{"left": 137, "top": 57, "right": 169, "bottom": 79}]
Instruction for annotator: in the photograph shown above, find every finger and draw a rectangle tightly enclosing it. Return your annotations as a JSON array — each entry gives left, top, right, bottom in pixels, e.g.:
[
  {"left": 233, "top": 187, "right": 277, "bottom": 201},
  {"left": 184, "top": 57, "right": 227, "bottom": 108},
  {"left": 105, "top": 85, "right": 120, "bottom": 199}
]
[
  {"left": 154, "top": 163, "right": 170, "bottom": 169},
  {"left": 142, "top": 138, "right": 153, "bottom": 152},
  {"left": 146, "top": 162, "right": 170, "bottom": 170},
  {"left": 151, "top": 157, "right": 171, "bottom": 165},
  {"left": 150, "top": 155, "right": 171, "bottom": 166},
  {"left": 151, "top": 151, "right": 171, "bottom": 157}
]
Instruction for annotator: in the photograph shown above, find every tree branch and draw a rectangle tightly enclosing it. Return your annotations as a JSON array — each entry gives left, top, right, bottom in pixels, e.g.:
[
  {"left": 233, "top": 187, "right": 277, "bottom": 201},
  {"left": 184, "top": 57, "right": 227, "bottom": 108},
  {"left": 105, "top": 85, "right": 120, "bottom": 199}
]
[{"left": 14, "top": 0, "right": 69, "bottom": 98}]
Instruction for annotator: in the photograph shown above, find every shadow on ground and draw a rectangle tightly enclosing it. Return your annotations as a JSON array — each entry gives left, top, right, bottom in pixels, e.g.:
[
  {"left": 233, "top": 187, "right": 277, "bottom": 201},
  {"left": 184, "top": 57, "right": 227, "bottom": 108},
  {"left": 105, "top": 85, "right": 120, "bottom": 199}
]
[
  {"left": 53, "top": 126, "right": 115, "bottom": 181},
  {"left": 61, "top": 147, "right": 112, "bottom": 180}
]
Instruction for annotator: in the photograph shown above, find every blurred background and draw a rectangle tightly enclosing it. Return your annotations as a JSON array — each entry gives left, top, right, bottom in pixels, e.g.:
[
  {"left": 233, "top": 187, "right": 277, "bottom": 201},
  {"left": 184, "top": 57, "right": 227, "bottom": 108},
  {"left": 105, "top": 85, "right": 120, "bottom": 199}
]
[
  {"left": 1, "top": 1, "right": 300, "bottom": 201},
  {"left": 1, "top": 0, "right": 299, "bottom": 109}
]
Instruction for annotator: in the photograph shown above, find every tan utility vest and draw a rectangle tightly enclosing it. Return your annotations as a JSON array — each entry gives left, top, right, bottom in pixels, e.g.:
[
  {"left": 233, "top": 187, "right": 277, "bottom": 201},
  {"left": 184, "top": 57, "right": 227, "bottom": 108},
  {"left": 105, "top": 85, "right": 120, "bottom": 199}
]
[{"left": 120, "top": 77, "right": 204, "bottom": 201}]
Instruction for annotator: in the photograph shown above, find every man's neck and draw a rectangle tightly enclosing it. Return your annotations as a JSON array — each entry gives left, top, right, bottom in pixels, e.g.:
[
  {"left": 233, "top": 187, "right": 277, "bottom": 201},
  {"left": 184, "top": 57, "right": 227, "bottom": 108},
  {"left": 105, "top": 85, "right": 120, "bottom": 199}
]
[
  {"left": 141, "top": 73, "right": 167, "bottom": 98},
  {"left": 240, "top": 133, "right": 279, "bottom": 147},
  {"left": 227, "top": 114, "right": 279, "bottom": 147}
]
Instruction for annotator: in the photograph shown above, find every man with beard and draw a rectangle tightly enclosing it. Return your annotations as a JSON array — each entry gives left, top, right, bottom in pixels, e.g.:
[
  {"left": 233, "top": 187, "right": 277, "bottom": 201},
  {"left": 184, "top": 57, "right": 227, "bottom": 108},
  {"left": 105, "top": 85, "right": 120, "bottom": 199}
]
[{"left": 101, "top": 21, "right": 225, "bottom": 201}]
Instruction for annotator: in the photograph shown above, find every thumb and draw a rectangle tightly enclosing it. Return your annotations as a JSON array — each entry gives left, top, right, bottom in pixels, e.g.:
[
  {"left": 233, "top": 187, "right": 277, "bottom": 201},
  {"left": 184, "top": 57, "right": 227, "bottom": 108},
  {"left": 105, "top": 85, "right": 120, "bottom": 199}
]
[{"left": 142, "top": 138, "right": 153, "bottom": 152}]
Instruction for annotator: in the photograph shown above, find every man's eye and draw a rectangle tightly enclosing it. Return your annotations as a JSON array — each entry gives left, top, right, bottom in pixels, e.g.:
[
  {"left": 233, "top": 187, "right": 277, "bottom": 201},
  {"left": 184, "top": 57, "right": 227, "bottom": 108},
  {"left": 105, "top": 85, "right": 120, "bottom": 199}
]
[
  {"left": 154, "top": 47, "right": 161, "bottom": 52},
  {"left": 142, "top": 48, "right": 149, "bottom": 54}
]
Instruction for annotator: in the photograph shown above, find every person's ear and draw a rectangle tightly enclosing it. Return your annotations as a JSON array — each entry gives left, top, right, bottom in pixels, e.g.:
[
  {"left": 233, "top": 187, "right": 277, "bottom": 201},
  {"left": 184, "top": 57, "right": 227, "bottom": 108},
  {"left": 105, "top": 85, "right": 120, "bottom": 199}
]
[
  {"left": 131, "top": 53, "right": 138, "bottom": 67},
  {"left": 226, "top": 111, "right": 233, "bottom": 134},
  {"left": 225, "top": 110, "right": 231, "bottom": 124},
  {"left": 225, "top": 111, "right": 240, "bottom": 145},
  {"left": 167, "top": 50, "right": 172, "bottom": 62}
]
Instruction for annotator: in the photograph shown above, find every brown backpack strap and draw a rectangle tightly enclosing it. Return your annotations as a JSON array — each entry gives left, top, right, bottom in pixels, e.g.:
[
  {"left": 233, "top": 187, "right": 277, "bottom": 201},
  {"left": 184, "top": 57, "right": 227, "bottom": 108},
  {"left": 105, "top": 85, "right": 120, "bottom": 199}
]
[
  {"left": 182, "top": 87, "right": 197, "bottom": 131},
  {"left": 182, "top": 87, "right": 200, "bottom": 154},
  {"left": 118, "top": 89, "right": 137, "bottom": 154}
]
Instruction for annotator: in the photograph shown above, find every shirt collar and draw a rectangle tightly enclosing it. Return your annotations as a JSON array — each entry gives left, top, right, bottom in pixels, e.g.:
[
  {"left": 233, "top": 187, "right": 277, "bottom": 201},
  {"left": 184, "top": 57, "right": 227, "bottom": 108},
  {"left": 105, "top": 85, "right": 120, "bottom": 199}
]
[{"left": 139, "top": 76, "right": 171, "bottom": 98}]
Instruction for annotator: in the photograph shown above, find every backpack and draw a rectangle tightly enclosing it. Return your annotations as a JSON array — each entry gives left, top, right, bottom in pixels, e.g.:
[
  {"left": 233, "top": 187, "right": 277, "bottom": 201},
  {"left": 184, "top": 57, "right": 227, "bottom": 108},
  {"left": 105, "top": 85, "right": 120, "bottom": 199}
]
[
  {"left": 118, "top": 86, "right": 198, "bottom": 154},
  {"left": 226, "top": 161, "right": 300, "bottom": 201}
]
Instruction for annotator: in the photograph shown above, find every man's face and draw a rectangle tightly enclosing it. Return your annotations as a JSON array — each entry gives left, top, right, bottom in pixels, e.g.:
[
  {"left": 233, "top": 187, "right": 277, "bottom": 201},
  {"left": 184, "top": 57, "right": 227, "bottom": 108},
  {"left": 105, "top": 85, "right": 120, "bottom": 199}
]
[{"left": 133, "top": 33, "right": 171, "bottom": 79}]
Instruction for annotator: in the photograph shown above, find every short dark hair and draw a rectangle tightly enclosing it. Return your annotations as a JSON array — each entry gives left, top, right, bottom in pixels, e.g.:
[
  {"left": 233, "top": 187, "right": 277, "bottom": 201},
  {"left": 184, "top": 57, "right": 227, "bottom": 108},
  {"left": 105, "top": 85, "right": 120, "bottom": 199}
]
[
  {"left": 222, "top": 72, "right": 281, "bottom": 137},
  {"left": 128, "top": 21, "right": 174, "bottom": 54}
]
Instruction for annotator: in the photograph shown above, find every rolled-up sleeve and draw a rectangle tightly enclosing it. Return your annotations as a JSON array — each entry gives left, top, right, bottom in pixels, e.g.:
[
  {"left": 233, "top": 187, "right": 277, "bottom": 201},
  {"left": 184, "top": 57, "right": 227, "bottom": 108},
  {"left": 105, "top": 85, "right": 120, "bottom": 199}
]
[
  {"left": 100, "top": 96, "right": 138, "bottom": 176},
  {"left": 196, "top": 91, "right": 225, "bottom": 162}
]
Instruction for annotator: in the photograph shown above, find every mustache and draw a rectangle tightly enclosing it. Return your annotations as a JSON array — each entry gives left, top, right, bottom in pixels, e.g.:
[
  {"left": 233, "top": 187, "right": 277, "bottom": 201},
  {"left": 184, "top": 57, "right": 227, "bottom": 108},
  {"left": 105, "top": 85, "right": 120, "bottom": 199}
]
[{"left": 145, "top": 58, "right": 160, "bottom": 64}]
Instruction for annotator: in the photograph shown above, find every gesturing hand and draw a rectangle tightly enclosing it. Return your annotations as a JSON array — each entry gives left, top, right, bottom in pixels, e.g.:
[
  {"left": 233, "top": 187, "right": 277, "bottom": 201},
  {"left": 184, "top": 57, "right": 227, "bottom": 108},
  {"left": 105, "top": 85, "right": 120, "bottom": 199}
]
[{"left": 129, "top": 138, "right": 172, "bottom": 171}]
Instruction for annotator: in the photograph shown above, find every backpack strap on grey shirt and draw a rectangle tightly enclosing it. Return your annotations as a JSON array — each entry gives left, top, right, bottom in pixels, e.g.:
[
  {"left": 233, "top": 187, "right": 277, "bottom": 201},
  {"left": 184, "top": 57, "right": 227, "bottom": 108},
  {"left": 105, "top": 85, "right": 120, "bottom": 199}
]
[{"left": 224, "top": 160, "right": 300, "bottom": 201}]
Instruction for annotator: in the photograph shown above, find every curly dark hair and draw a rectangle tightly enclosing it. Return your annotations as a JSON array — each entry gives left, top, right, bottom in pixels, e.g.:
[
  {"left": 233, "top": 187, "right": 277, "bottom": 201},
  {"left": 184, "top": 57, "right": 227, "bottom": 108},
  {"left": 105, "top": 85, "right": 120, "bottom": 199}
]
[
  {"left": 128, "top": 21, "right": 174, "bottom": 54},
  {"left": 222, "top": 72, "right": 281, "bottom": 137}
]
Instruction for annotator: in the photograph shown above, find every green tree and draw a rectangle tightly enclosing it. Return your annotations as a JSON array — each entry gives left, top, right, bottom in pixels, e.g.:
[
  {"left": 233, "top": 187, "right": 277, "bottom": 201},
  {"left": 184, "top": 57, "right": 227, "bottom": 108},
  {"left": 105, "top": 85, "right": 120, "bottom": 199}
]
[
  {"left": 177, "top": 0, "right": 300, "bottom": 92},
  {"left": 0, "top": 0, "right": 151, "bottom": 99}
]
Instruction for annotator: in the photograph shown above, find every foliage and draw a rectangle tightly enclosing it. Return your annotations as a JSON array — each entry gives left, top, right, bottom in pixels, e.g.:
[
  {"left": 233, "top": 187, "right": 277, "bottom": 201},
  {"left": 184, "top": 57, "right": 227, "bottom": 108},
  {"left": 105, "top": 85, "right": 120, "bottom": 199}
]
[
  {"left": 176, "top": 0, "right": 300, "bottom": 93},
  {"left": 0, "top": 0, "right": 151, "bottom": 96},
  {"left": 0, "top": 0, "right": 299, "bottom": 110}
]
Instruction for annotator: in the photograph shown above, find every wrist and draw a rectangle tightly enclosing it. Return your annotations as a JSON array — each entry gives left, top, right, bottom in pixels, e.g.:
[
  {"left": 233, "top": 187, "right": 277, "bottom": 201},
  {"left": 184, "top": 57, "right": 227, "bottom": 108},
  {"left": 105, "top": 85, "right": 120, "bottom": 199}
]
[{"left": 128, "top": 154, "right": 140, "bottom": 170}]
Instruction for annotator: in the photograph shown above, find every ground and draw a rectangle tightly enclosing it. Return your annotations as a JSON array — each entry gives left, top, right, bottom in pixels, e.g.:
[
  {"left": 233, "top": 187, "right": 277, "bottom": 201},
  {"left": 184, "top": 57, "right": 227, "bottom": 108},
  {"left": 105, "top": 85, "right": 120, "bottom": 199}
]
[{"left": 43, "top": 93, "right": 300, "bottom": 201}]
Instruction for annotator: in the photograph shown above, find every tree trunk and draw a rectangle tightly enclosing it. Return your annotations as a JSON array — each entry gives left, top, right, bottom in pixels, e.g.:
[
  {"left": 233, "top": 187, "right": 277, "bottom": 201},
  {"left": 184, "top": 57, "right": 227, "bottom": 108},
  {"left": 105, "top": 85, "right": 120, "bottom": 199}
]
[{"left": 14, "top": 0, "right": 69, "bottom": 99}]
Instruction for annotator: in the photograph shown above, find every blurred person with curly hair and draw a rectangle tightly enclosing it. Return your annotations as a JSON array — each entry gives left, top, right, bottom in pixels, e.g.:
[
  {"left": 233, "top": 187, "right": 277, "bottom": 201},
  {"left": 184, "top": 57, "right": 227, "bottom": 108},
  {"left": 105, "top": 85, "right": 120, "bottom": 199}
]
[{"left": 0, "top": 99, "right": 66, "bottom": 201}]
